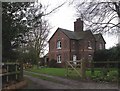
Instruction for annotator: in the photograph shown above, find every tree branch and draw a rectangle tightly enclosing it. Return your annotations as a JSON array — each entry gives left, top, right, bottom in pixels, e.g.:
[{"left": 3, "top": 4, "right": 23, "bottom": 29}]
[{"left": 43, "top": 2, "right": 66, "bottom": 16}]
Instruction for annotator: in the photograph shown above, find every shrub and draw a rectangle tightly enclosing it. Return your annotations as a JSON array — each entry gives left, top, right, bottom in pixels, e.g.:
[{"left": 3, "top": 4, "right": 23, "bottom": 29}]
[
  {"left": 48, "top": 59, "right": 57, "bottom": 68},
  {"left": 93, "top": 44, "right": 120, "bottom": 67}
]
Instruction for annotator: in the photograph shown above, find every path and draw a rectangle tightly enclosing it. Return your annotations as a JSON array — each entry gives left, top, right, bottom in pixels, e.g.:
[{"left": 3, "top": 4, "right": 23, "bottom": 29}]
[{"left": 23, "top": 71, "right": 119, "bottom": 90}]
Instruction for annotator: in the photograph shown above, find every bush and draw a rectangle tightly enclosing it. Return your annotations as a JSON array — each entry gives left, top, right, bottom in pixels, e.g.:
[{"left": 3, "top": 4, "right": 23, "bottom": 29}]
[
  {"left": 48, "top": 59, "right": 57, "bottom": 68},
  {"left": 93, "top": 44, "right": 120, "bottom": 67}
]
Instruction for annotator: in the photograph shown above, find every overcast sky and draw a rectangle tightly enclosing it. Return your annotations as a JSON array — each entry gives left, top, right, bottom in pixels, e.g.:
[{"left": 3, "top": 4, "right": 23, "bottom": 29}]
[{"left": 40, "top": 0, "right": 118, "bottom": 49}]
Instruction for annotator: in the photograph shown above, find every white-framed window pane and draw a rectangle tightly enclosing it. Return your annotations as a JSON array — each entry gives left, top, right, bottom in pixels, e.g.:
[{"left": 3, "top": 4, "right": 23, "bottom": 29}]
[
  {"left": 57, "top": 55, "right": 61, "bottom": 63},
  {"left": 57, "top": 40, "right": 61, "bottom": 49},
  {"left": 88, "top": 41, "right": 92, "bottom": 49},
  {"left": 88, "top": 54, "right": 92, "bottom": 61},
  {"left": 73, "top": 55, "right": 77, "bottom": 65}
]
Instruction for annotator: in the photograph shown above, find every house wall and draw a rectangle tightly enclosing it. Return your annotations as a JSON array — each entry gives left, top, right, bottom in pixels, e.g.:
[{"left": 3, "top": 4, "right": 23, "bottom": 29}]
[
  {"left": 49, "top": 29, "right": 105, "bottom": 67},
  {"left": 49, "top": 30, "right": 70, "bottom": 65},
  {"left": 70, "top": 39, "right": 79, "bottom": 60},
  {"left": 69, "top": 32, "right": 96, "bottom": 62},
  {"left": 96, "top": 40, "right": 105, "bottom": 51},
  {"left": 78, "top": 32, "right": 96, "bottom": 61}
]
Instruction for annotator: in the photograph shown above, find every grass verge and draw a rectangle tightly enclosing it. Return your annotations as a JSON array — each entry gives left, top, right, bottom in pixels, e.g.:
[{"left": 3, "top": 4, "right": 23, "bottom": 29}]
[{"left": 26, "top": 67, "right": 118, "bottom": 82}]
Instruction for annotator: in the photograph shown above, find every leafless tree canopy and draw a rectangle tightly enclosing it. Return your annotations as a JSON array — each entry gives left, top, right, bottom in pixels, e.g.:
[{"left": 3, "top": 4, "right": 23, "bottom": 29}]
[
  {"left": 76, "top": 1, "right": 120, "bottom": 33},
  {"left": 17, "top": 1, "right": 65, "bottom": 63}
]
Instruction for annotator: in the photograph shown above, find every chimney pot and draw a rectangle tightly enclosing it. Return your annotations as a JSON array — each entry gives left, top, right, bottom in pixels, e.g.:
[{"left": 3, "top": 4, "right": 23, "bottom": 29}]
[{"left": 74, "top": 18, "right": 83, "bottom": 32}]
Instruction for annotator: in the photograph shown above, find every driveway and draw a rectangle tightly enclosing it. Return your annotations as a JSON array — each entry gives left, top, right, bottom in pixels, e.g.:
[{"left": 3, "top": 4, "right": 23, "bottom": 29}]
[{"left": 23, "top": 71, "right": 119, "bottom": 90}]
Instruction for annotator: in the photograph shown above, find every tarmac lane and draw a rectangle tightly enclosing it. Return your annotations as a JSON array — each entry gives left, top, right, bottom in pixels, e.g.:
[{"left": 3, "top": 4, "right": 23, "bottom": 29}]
[{"left": 21, "top": 71, "right": 119, "bottom": 90}]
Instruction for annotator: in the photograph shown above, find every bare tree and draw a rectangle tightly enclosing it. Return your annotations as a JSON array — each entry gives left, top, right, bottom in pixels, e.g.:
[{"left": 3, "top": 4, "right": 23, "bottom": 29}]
[
  {"left": 19, "top": 1, "right": 65, "bottom": 66},
  {"left": 75, "top": 1, "right": 120, "bottom": 33}
]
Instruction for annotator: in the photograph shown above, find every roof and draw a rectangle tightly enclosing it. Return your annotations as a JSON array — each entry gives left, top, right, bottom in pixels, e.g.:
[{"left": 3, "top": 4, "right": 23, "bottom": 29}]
[
  {"left": 49, "top": 27, "right": 105, "bottom": 43},
  {"left": 94, "top": 33, "right": 106, "bottom": 43},
  {"left": 59, "top": 28, "right": 92, "bottom": 40}
]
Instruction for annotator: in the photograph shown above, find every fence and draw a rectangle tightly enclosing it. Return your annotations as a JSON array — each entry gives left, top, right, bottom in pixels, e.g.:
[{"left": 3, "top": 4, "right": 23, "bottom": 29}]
[
  {"left": 1, "top": 60, "right": 23, "bottom": 89},
  {"left": 91, "top": 61, "right": 119, "bottom": 76},
  {"left": 66, "top": 60, "right": 119, "bottom": 81},
  {"left": 66, "top": 59, "right": 86, "bottom": 79}
]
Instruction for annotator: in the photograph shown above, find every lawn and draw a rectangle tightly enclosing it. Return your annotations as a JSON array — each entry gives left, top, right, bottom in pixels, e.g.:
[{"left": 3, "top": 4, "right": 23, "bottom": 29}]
[
  {"left": 26, "top": 67, "right": 67, "bottom": 77},
  {"left": 26, "top": 66, "right": 118, "bottom": 82}
]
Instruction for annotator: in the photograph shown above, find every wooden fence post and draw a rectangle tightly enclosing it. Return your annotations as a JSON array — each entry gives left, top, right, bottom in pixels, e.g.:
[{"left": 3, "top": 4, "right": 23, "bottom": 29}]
[
  {"left": 81, "top": 59, "right": 86, "bottom": 79},
  {"left": 20, "top": 61, "right": 23, "bottom": 80},
  {"left": 65, "top": 61, "right": 68, "bottom": 77}
]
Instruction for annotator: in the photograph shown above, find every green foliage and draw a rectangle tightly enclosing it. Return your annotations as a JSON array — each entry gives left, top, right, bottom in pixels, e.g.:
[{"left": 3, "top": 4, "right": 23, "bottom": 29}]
[
  {"left": 48, "top": 59, "right": 57, "bottom": 68},
  {"left": 26, "top": 67, "right": 118, "bottom": 82},
  {"left": 91, "top": 70, "right": 118, "bottom": 82},
  {"left": 93, "top": 44, "right": 120, "bottom": 67},
  {"left": 20, "top": 47, "right": 38, "bottom": 64},
  {"left": 26, "top": 68, "right": 67, "bottom": 77},
  {"left": 2, "top": 2, "right": 31, "bottom": 61},
  {"left": 93, "top": 49, "right": 109, "bottom": 61},
  {"left": 108, "top": 45, "right": 120, "bottom": 61}
]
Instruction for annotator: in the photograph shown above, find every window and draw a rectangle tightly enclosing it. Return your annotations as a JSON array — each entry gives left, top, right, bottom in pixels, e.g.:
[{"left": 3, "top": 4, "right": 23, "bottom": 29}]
[
  {"left": 88, "top": 54, "right": 92, "bottom": 61},
  {"left": 57, "top": 55, "right": 61, "bottom": 63},
  {"left": 99, "top": 43, "right": 102, "bottom": 50},
  {"left": 57, "top": 40, "right": 61, "bottom": 49},
  {"left": 88, "top": 41, "right": 92, "bottom": 49},
  {"left": 73, "top": 55, "right": 77, "bottom": 65},
  {"left": 73, "top": 41, "right": 75, "bottom": 44}
]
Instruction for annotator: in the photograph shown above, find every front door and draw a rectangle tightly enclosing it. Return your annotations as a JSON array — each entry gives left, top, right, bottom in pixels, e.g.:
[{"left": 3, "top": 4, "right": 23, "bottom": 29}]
[{"left": 73, "top": 55, "right": 77, "bottom": 65}]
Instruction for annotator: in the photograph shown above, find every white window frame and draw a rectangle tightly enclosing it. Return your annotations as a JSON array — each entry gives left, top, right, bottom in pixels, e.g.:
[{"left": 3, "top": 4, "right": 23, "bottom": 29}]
[
  {"left": 88, "top": 41, "right": 92, "bottom": 49},
  {"left": 73, "top": 55, "right": 77, "bottom": 65},
  {"left": 88, "top": 54, "right": 92, "bottom": 61},
  {"left": 57, "top": 40, "right": 61, "bottom": 49},
  {"left": 57, "top": 55, "right": 61, "bottom": 63}
]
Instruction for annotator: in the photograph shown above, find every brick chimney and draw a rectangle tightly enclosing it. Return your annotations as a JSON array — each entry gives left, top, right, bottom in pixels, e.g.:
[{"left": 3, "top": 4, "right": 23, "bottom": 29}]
[{"left": 74, "top": 18, "right": 83, "bottom": 32}]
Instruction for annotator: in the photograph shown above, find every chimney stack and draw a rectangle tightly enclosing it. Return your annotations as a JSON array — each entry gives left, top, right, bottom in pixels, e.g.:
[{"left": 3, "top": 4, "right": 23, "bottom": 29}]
[{"left": 74, "top": 18, "right": 83, "bottom": 32}]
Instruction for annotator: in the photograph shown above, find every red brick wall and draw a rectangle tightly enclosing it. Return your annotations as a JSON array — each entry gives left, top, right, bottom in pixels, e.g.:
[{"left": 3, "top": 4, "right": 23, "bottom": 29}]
[
  {"left": 70, "top": 39, "right": 79, "bottom": 60},
  {"left": 49, "top": 30, "right": 70, "bottom": 64},
  {"left": 49, "top": 29, "right": 105, "bottom": 67},
  {"left": 96, "top": 40, "right": 105, "bottom": 51},
  {"left": 78, "top": 31, "right": 96, "bottom": 61},
  {"left": 69, "top": 32, "right": 96, "bottom": 62},
  {"left": 74, "top": 18, "right": 83, "bottom": 32}
]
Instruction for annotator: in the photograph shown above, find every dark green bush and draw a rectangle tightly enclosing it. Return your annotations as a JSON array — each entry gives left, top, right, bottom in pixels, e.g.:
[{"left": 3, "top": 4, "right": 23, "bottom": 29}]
[
  {"left": 93, "top": 44, "right": 120, "bottom": 67},
  {"left": 48, "top": 59, "right": 57, "bottom": 68}
]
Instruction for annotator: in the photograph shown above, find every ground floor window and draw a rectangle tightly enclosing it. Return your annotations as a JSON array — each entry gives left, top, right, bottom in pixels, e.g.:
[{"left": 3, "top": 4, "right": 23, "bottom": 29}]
[
  {"left": 73, "top": 55, "right": 77, "bottom": 64},
  {"left": 57, "top": 55, "right": 61, "bottom": 63},
  {"left": 88, "top": 54, "right": 92, "bottom": 61}
]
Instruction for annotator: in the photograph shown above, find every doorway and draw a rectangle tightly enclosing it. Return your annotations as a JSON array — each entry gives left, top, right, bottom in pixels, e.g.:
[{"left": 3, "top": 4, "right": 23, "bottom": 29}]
[{"left": 73, "top": 55, "right": 77, "bottom": 65}]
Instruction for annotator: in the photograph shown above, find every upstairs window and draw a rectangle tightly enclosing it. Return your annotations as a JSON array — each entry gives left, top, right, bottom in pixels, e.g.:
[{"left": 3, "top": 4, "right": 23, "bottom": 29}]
[
  {"left": 88, "top": 41, "right": 92, "bottom": 49},
  {"left": 57, "top": 55, "right": 61, "bottom": 63},
  {"left": 57, "top": 40, "right": 61, "bottom": 49}
]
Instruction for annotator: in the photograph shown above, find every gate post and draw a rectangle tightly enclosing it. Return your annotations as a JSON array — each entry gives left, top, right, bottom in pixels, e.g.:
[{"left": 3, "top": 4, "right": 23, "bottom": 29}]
[
  {"left": 20, "top": 61, "right": 23, "bottom": 80},
  {"left": 81, "top": 59, "right": 86, "bottom": 79}
]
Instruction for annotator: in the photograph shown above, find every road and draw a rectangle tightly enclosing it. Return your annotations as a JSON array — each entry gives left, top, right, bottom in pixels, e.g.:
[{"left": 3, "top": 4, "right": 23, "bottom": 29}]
[{"left": 23, "top": 71, "right": 119, "bottom": 90}]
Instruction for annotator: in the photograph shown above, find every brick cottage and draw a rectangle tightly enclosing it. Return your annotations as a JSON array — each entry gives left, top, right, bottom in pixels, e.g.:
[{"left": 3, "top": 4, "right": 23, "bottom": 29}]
[{"left": 48, "top": 18, "right": 106, "bottom": 67}]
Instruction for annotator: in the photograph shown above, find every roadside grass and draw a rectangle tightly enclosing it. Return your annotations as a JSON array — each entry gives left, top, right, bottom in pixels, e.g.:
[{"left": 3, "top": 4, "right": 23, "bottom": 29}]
[
  {"left": 26, "top": 67, "right": 67, "bottom": 77},
  {"left": 25, "top": 66, "right": 118, "bottom": 82}
]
